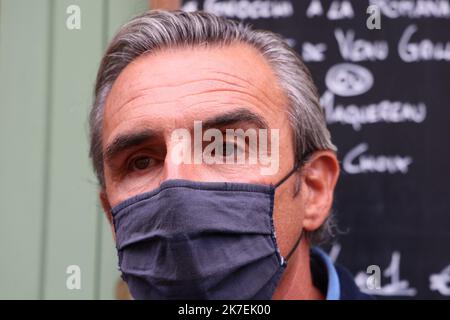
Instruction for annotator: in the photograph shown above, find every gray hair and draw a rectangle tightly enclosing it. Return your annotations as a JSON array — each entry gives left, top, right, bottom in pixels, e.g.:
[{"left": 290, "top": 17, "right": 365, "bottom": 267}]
[{"left": 89, "top": 10, "right": 338, "bottom": 244}]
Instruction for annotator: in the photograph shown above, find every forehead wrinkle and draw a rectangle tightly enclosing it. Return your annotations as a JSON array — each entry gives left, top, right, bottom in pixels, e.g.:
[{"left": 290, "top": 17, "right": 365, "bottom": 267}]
[
  {"left": 106, "top": 81, "right": 278, "bottom": 125},
  {"left": 105, "top": 75, "right": 255, "bottom": 119},
  {"left": 104, "top": 44, "right": 289, "bottom": 138},
  {"left": 176, "top": 87, "right": 268, "bottom": 105},
  {"left": 209, "top": 69, "right": 285, "bottom": 110},
  {"left": 106, "top": 89, "right": 281, "bottom": 138},
  {"left": 127, "top": 74, "right": 251, "bottom": 92},
  {"left": 106, "top": 45, "right": 284, "bottom": 113}
]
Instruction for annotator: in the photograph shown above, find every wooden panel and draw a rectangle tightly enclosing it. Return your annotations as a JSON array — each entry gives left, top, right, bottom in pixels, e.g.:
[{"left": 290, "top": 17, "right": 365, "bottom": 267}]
[
  {"left": 0, "top": 0, "right": 149, "bottom": 299},
  {"left": 42, "top": 0, "right": 104, "bottom": 299},
  {"left": 0, "top": 0, "right": 50, "bottom": 299},
  {"left": 150, "top": 0, "right": 181, "bottom": 10}
]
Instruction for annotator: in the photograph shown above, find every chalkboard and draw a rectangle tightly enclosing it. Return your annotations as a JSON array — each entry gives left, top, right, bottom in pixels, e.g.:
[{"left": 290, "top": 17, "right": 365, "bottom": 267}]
[{"left": 181, "top": 0, "right": 450, "bottom": 299}]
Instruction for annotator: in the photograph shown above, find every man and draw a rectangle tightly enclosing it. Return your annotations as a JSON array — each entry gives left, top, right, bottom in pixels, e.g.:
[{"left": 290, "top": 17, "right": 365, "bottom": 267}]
[{"left": 89, "top": 10, "right": 371, "bottom": 300}]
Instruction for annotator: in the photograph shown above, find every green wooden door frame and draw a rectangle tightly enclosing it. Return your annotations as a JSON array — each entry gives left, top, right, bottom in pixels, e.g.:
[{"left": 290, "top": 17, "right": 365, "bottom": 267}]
[{"left": 0, "top": 0, "right": 149, "bottom": 300}]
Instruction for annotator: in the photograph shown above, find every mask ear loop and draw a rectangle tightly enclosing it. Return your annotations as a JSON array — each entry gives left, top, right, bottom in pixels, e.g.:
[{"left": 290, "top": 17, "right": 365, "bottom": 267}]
[
  {"left": 273, "top": 151, "right": 312, "bottom": 262},
  {"left": 273, "top": 161, "right": 300, "bottom": 189},
  {"left": 285, "top": 230, "right": 304, "bottom": 262},
  {"left": 273, "top": 151, "right": 312, "bottom": 189}
]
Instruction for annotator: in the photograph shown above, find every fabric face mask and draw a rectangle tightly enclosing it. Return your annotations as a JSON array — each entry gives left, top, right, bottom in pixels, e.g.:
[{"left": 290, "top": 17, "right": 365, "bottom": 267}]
[{"left": 111, "top": 164, "right": 304, "bottom": 300}]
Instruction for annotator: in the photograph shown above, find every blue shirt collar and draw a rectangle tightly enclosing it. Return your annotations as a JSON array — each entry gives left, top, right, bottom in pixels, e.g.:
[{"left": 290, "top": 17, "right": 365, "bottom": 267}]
[{"left": 311, "top": 247, "right": 341, "bottom": 300}]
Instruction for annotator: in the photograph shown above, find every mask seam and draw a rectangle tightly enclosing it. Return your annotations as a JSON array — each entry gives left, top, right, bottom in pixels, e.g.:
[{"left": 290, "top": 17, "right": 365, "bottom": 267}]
[
  {"left": 267, "top": 265, "right": 287, "bottom": 299},
  {"left": 268, "top": 189, "right": 286, "bottom": 268}
]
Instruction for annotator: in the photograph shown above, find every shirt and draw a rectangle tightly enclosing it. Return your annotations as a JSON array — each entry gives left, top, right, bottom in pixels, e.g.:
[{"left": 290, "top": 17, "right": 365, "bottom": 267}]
[{"left": 311, "top": 247, "right": 374, "bottom": 300}]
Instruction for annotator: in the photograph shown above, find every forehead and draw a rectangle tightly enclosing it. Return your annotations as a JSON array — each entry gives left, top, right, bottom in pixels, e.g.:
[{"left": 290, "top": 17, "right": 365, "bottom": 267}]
[{"left": 102, "top": 43, "right": 287, "bottom": 142}]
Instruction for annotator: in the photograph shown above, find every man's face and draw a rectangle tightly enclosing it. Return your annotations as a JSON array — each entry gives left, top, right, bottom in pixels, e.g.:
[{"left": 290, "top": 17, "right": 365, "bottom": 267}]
[{"left": 101, "top": 43, "right": 306, "bottom": 257}]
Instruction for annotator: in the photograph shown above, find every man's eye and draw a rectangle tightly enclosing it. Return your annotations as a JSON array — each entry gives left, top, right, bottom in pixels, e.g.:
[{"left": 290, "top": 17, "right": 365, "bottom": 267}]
[
  {"left": 223, "top": 142, "right": 238, "bottom": 157},
  {"left": 128, "top": 156, "right": 153, "bottom": 171}
]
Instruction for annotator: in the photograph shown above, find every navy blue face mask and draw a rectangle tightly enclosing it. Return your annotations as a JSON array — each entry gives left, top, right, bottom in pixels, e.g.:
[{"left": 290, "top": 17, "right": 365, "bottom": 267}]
[{"left": 111, "top": 163, "right": 304, "bottom": 300}]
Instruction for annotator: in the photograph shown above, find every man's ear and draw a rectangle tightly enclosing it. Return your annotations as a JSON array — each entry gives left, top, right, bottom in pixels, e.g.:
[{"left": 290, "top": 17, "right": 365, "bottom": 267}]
[
  {"left": 100, "top": 190, "right": 116, "bottom": 240},
  {"left": 301, "top": 150, "right": 340, "bottom": 233}
]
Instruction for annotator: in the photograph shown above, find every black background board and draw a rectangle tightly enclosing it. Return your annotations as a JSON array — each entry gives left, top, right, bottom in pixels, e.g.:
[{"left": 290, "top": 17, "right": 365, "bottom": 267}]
[{"left": 180, "top": 0, "right": 450, "bottom": 299}]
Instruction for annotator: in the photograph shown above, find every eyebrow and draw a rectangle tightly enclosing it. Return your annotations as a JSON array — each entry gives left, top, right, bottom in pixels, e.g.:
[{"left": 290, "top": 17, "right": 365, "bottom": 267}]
[
  {"left": 104, "top": 129, "right": 156, "bottom": 165},
  {"left": 103, "top": 108, "right": 268, "bottom": 164},
  {"left": 202, "top": 108, "right": 269, "bottom": 131}
]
